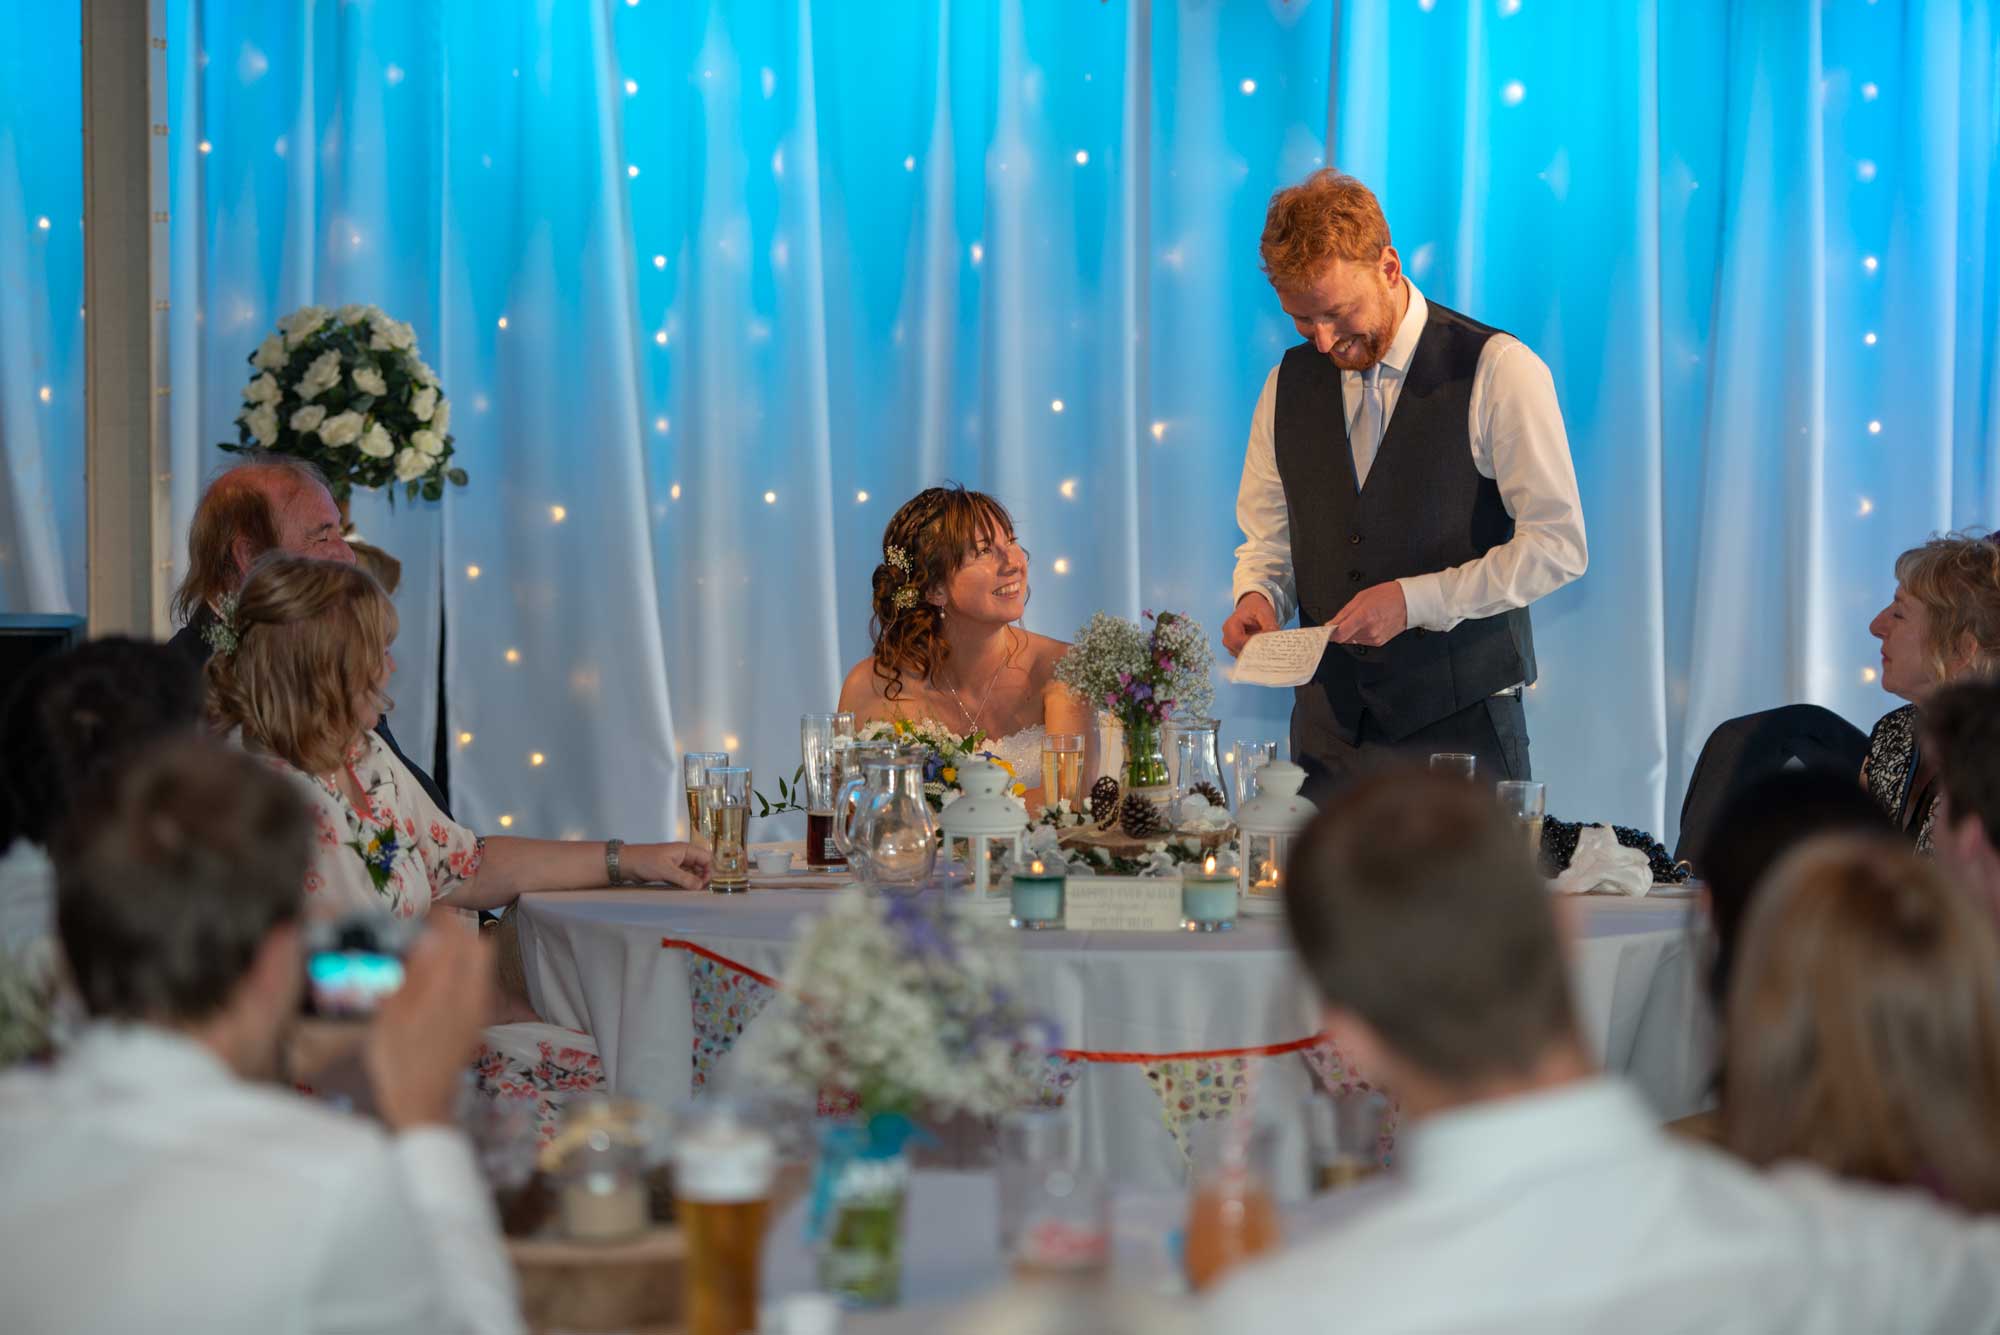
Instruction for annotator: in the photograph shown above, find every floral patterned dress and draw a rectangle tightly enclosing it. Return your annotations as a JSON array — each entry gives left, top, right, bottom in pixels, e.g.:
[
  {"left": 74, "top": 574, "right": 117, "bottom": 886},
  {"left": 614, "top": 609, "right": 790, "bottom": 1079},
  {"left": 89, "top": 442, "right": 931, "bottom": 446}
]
[{"left": 245, "top": 730, "right": 603, "bottom": 1141}]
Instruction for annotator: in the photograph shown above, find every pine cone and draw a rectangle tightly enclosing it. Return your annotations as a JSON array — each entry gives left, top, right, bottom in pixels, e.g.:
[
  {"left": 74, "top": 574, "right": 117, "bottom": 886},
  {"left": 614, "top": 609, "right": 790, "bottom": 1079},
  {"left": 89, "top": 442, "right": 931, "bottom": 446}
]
[
  {"left": 1119, "top": 792, "right": 1166, "bottom": 839},
  {"left": 1190, "top": 780, "right": 1227, "bottom": 811},
  {"left": 1090, "top": 776, "right": 1122, "bottom": 829}
]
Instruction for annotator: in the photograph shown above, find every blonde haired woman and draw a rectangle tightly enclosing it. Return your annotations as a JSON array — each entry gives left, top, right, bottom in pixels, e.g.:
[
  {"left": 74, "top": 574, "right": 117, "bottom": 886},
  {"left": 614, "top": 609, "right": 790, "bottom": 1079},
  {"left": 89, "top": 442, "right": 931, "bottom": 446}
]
[
  {"left": 1723, "top": 833, "right": 2000, "bottom": 1209},
  {"left": 1864, "top": 531, "right": 2000, "bottom": 852},
  {"left": 207, "top": 552, "right": 710, "bottom": 1134}
]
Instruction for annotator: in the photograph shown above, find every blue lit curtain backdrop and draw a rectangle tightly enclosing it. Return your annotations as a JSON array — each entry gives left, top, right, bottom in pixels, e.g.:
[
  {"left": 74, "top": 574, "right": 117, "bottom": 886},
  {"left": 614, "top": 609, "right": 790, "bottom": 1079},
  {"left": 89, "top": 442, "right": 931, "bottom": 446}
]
[{"left": 2, "top": 1, "right": 1996, "bottom": 845}]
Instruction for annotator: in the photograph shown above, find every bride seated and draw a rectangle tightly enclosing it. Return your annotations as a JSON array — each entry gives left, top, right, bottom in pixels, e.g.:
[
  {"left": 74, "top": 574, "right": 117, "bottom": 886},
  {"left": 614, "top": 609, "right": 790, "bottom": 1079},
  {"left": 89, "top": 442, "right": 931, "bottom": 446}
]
[{"left": 838, "top": 485, "right": 1093, "bottom": 810}]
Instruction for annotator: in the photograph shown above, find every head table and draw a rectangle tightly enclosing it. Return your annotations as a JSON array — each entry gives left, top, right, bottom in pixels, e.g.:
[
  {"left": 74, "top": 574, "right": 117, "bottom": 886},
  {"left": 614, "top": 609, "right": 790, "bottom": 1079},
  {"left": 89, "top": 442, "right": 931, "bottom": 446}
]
[{"left": 514, "top": 868, "right": 1707, "bottom": 1191}]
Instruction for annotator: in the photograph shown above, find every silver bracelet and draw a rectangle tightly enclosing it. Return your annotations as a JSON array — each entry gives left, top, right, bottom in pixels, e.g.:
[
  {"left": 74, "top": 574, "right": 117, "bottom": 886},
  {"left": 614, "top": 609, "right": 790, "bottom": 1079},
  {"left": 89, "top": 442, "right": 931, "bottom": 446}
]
[{"left": 604, "top": 837, "right": 627, "bottom": 886}]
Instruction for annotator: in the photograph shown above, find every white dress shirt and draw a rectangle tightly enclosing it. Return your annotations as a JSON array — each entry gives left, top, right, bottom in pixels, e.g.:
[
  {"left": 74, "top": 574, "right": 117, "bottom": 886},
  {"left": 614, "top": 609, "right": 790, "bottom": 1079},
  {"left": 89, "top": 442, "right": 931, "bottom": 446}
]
[
  {"left": 1231, "top": 281, "right": 1588, "bottom": 633},
  {"left": 0, "top": 1024, "right": 523, "bottom": 1335},
  {"left": 1215, "top": 1078, "right": 2000, "bottom": 1334}
]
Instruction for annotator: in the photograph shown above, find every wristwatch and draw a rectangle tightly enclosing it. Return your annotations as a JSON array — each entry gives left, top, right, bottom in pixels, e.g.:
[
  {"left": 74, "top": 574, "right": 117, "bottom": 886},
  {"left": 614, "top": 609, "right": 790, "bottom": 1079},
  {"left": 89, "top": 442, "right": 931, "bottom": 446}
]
[{"left": 605, "top": 838, "right": 628, "bottom": 886}]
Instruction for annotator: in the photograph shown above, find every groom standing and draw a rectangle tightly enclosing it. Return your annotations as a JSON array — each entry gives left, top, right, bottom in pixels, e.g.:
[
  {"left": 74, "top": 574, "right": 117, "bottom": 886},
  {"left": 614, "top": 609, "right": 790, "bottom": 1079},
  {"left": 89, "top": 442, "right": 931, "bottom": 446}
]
[{"left": 1222, "top": 171, "right": 1587, "bottom": 798}]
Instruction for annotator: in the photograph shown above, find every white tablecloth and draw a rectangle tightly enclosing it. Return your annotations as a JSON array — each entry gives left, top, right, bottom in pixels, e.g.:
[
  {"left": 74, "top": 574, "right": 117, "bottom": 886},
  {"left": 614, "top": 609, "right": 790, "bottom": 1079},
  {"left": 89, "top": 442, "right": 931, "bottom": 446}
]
[{"left": 516, "top": 886, "right": 1706, "bottom": 1190}]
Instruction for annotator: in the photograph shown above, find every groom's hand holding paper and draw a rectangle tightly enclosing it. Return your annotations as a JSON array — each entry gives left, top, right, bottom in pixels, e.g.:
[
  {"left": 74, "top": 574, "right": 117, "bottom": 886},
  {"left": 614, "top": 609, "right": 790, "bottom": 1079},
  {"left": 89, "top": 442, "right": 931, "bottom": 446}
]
[
  {"left": 1327, "top": 580, "right": 1407, "bottom": 647},
  {"left": 1225, "top": 624, "right": 1334, "bottom": 688}
]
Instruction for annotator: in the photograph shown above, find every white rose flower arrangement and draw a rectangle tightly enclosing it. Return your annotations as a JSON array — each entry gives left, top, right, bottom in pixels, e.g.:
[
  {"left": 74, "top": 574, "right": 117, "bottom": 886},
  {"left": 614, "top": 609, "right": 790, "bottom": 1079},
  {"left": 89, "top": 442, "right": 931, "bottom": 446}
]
[{"left": 228, "top": 303, "right": 467, "bottom": 507}]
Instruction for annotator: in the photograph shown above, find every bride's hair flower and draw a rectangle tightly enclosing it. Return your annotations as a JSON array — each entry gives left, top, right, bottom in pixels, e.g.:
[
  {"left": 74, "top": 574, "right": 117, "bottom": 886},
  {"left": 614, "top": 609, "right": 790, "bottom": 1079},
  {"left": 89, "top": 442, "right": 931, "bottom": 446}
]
[{"left": 885, "top": 544, "right": 913, "bottom": 576}]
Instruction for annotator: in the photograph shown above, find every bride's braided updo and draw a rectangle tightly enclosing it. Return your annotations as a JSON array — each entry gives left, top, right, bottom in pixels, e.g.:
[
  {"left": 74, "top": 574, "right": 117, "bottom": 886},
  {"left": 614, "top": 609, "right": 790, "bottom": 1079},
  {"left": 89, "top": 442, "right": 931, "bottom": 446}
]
[{"left": 869, "top": 485, "right": 1020, "bottom": 702}]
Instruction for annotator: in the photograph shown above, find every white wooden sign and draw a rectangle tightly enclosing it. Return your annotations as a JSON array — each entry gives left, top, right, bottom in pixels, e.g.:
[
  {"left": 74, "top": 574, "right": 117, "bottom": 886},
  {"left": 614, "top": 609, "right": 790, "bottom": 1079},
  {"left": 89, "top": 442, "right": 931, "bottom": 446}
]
[{"left": 1062, "top": 876, "right": 1184, "bottom": 932}]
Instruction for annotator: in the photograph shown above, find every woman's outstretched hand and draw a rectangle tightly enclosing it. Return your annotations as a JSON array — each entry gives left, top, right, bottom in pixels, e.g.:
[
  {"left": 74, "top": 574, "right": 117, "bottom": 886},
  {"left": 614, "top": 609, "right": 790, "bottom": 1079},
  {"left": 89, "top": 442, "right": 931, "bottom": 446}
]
[{"left": 623, "top": 841, "right": 713, "bottom": 890}]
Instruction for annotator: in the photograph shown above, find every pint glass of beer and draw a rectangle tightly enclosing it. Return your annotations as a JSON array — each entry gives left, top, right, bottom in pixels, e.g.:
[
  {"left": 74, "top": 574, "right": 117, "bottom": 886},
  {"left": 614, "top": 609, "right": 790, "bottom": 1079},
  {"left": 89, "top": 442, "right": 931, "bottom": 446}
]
[{"left": 674, "top": 1115, "right": 777, "bottom": 1335}]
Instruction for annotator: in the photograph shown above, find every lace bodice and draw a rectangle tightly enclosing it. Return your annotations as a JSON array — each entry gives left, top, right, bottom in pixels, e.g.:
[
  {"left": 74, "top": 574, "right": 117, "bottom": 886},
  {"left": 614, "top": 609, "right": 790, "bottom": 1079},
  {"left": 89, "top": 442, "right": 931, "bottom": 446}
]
[{"left": 982, "top": 725, "right": 1048, "bottom": 786}]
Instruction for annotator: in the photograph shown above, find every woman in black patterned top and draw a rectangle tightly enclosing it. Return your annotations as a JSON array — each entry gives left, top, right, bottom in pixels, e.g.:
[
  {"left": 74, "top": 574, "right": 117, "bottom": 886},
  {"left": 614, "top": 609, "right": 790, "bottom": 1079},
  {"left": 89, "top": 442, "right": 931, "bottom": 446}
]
[{"left": 1864, "top": 532, "right": 2000, "bottom": 853}]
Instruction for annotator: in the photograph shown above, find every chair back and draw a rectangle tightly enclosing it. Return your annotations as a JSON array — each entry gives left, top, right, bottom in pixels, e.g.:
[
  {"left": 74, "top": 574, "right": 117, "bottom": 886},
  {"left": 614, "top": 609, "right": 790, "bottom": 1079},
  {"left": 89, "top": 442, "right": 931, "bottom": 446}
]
[{"left": 1677, "top": 704, "right": 1869, "bottom": 863}]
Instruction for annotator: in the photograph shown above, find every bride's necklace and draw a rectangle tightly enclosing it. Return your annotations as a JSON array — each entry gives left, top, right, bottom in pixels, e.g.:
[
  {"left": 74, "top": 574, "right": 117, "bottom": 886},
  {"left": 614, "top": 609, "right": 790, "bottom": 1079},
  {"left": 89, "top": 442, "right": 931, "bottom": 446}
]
[{"left": 944, "top": 628, "right": 1015, "bottom": 734}]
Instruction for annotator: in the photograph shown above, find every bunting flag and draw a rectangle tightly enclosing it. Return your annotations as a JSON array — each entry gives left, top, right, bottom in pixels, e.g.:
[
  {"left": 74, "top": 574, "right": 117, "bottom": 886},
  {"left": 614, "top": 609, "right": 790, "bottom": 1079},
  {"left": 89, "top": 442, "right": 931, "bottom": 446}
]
[
  {"left": 1141, "top": 1055, "right": 1253, "bottom": 1157},
  {"left": 1025, "top": 1052, "right": 1086, "bottom": 1109},
  {"left": 687, "top": 953, "right": 777, "bottom": 1092},
  {"left": 1300, "top": 1037, "right": 1400, "bottom": 1166}
]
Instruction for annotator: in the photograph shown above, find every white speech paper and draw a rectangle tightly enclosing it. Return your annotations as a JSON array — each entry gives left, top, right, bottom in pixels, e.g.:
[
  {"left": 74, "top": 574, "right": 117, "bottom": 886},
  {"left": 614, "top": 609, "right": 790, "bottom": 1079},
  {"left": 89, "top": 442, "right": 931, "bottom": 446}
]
[{"left": 1225, "top": 624, "right": 1334, "bottom": 688}]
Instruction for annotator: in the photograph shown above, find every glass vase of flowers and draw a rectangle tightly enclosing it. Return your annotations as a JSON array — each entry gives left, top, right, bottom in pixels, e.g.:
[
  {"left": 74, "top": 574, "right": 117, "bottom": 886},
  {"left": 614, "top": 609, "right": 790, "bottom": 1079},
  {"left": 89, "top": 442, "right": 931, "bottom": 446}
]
[
  {"left": 1055, "top": 610, "right": 1216, "bottom": 792},
  {"left": 740, "top": 888, "right": 1047, "bottom": 1307}
]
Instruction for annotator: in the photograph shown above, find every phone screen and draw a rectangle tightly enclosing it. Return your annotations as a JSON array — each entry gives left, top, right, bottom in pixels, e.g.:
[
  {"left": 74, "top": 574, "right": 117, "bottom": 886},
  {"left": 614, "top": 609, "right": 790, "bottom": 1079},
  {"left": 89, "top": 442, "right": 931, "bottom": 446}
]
[{"left": 305, "top": 948, "right": 405, "bottom": 1018}]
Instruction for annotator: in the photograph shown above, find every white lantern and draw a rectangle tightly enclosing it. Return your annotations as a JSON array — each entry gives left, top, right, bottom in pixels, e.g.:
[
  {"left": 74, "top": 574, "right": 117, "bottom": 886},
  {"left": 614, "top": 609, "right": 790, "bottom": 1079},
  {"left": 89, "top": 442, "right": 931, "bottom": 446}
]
[
  {"left": 938, "top": 760, "right": 1027, "bottom": 909},
  {"left": 1236, "top": 761, "right": 1315, "bottom": 916}
]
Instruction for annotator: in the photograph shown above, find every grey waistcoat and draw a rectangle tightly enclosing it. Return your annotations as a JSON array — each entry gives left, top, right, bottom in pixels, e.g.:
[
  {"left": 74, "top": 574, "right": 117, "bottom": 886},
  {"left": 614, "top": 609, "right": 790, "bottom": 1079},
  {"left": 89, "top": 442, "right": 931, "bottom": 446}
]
[{"left": 1271, "top": 299, "right": 1536, "bottom": 744}]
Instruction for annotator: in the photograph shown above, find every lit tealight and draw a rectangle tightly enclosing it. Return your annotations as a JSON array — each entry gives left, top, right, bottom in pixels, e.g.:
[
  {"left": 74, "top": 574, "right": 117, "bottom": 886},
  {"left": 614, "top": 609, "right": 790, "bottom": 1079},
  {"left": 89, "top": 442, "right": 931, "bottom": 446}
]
[
  {"left": 1861, "top": 82, "right": 1878, "bottom": 100},
  {"left": 655, "top": 416, "right": 670, "bottom": 433},
  {"left": 970, "top": 242, "right": 984, "bottom": 265},
  {"left": 197, "top": 140, "right": 212, "bottom": 154},
  {"left": 505, "top": 648, "right": 521, "bottom": 664},
  {"left": 498, "top": 814, "right": 515, "bottom": 828},
  {"left": 1502, "top": 81, "right": 1526, "bottom": 106},
  {"left": 654, "top": 330, "right": 667, "bottom": 346},
  {"left": 466, "top": 564, "right": 481, "bottom": 579},
  {"left": 38, "top": 386, "right": 52, "bottom": 403},
  {"left": 530, "top": 752, "right": 545, "bottom": 767},
  {"left": 1856, "top": 160, "right": 1877, "bottom": 183},
  {"left": 904, "top": 155, "right": 916, "bottom": 171},
  {"left": 550, "top": 504, "right": 567, "bottom": 522},
  {"left": 1858, "top": 497, "right": 1875, "bottom": 516}
]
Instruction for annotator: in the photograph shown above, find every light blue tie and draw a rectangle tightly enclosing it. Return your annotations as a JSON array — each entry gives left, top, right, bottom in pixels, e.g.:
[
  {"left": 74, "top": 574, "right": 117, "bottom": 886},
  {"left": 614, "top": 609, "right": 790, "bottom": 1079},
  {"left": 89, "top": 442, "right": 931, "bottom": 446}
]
[{"left": 1352, "top": 363, "right": 1385, "bottom": 488}]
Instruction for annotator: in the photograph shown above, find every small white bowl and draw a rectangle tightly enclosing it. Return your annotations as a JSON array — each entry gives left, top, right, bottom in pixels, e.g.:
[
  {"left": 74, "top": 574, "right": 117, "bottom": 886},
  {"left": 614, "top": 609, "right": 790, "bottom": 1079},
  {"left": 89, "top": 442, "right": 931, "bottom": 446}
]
[{"left": 753, "top": 850, "right": 795, "bottom": 875}]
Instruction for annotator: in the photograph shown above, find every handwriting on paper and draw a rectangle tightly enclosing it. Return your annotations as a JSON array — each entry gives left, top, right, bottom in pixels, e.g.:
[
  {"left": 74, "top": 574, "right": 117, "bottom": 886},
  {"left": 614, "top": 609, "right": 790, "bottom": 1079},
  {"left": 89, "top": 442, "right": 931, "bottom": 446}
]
[{"left": 1225, "top": 625, "right": 1333, "bottom": 688}]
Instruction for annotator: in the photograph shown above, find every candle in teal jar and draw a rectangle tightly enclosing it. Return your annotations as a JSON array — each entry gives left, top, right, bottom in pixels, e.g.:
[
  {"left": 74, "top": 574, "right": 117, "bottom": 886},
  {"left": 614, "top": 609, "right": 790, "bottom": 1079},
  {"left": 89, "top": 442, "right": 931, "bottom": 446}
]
[
  {"left": 1182, "top": 854, "right": 1237, "bottom": 933},
  {"left": 1010, "top": 859, "right": 1066, "bottom": 931}
]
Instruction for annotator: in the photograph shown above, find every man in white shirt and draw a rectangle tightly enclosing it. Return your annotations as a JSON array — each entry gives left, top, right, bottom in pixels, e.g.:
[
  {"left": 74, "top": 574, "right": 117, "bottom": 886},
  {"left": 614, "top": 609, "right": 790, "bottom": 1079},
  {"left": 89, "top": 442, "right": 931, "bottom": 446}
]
[
  {"left": 1215, "top": 770, "right": 2000, "bottom": 1333},
  {"left": 0, "top": 739, "right": 522, "bottom": 1335},
  {"left": 1223, "top": 171, "right": 1587, "bottom": 797}
]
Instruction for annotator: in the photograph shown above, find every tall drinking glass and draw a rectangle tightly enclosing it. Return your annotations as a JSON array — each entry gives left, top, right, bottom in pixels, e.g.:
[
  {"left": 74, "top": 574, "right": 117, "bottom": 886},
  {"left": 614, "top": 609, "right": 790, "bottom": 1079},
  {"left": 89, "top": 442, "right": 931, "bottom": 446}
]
[
  {"left": 1232, "top": 740, "right": 1278, "bottom": 813},
  {"left": 1040, "top": 733, "right": 1085, "bottom": 812},
  {"left": 1496, "top": 780, "right": 1548, "bottom": 872},
  {"left": 681, "top": 751, "right": 729, "bottom": 843},
  {"left": 706, "top": 767, "right": 753, "bottom": 891},
  {"left": 1184, "top": 1120, "right": 1282, "bottom": 1293},
  {"left": 674, "top": 1112, "right": 776, "bottom": 1335},
  {"left": 1305, "top": 1090, "right": 1388, "bottom": 1193},
  {"left": 997, "top": 1108, "right": 1076, "bottom": 1253},
  {"left": 801, "top": 713, "right": 856, "bottom": 867},
  {"left": 1428, "top": 752, "right": 1477, "bottom": 781}
]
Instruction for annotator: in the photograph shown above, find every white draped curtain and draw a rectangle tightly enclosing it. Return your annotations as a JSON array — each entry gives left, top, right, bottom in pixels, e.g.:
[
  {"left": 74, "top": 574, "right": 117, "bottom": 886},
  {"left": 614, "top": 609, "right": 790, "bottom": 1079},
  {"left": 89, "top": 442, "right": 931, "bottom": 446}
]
[{"left": 2, "top": 0, "right": 1995, "bottom": 846}]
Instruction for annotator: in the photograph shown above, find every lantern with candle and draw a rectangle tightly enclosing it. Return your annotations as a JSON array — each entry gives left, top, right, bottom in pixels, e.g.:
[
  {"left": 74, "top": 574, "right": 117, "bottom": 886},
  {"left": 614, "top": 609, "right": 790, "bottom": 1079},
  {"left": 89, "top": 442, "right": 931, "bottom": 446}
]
[
  {"left": 1236, "top": 761, "right": 1314, "bottom": 916},
  {"left": 937, "top": 760, "right": 1027, "bottom": 910}
]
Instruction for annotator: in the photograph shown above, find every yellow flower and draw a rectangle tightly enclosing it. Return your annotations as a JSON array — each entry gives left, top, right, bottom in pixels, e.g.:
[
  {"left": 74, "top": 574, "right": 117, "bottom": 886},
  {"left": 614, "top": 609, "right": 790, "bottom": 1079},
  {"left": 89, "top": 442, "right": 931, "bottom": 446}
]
[
  {"left": 991, "top": 758, "right": 1015, "bottom": 777},
  {"left": 1010, "top": 783, "right": 1026, "bottom": 797},
  {"left": 941, "top": 766, "right": 958, "bottom": 785},
  {"left": 893, "top": 719, "right": 910, "bottom": 736}
]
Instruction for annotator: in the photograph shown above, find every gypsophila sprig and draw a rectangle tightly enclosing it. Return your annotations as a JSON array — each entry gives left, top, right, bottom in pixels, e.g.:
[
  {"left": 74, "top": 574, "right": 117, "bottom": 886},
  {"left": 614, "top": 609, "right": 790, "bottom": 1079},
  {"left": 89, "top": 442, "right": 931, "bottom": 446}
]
[
  {"left": 225, "top": 304, "right": 467, "bottom": 506},
  {"left": 1055, "top": 609, "right": 1215, "bottom": 730},
  {"left": 739, "top": 888, "right": 1050, "bottom": 1120}
]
